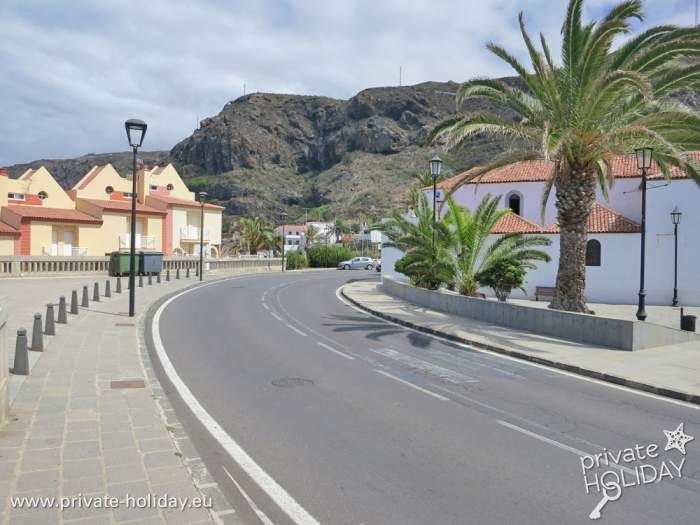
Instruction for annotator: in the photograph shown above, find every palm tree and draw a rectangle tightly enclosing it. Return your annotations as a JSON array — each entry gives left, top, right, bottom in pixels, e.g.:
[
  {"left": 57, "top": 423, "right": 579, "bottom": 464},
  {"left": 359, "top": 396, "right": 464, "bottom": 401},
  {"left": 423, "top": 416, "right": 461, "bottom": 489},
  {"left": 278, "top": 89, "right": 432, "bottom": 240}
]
[
  {"left": 443, "top": 195, "right": 551, "bottom": 296},
  {"left": 430, "top": 0, "right": 700, "bottom": 312},
  {"left": 235, "top": 217, "right": 275, "bottom": 254},
  {"left": 304, "top": 224, "right": 320, "bottom": 247},
  {"left": 381, "top": 194, "right": 453, "bottom": 289}
]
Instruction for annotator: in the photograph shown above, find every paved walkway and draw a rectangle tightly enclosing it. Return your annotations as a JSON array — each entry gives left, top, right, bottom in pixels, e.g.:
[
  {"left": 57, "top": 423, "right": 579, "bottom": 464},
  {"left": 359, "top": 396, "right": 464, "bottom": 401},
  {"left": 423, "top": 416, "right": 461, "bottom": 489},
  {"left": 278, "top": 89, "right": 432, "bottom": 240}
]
[
  {"left": 0, "top": 270, "right": 261, "bottom": 525},
  {"left": 342, "top": 280, "right": 700, "bottom": 403}
]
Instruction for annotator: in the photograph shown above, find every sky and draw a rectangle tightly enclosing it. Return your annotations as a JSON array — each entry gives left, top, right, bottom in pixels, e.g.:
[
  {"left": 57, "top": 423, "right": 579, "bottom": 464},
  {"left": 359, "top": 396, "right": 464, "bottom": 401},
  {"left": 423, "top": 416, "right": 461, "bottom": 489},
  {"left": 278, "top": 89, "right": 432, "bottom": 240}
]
[{"left": 0, "top": 0, "right": 695, "bottom": 165}]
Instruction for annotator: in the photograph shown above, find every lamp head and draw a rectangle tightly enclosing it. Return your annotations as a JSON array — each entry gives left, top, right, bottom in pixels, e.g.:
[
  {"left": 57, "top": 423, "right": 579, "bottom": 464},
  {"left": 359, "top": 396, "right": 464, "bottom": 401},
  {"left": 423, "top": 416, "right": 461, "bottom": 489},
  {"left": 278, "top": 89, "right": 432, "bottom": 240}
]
[
  {"left": 671, "top": 206, "right": 682, "bottom": 225},
  {"left": 635, "top": 147, "right": 653, "bottom": 170},
  {"left": 125, "top": 119, "right": 147, "bottom": 148},
  {"left": 429, "top": 156, "right": 442, "bottom": 179}
]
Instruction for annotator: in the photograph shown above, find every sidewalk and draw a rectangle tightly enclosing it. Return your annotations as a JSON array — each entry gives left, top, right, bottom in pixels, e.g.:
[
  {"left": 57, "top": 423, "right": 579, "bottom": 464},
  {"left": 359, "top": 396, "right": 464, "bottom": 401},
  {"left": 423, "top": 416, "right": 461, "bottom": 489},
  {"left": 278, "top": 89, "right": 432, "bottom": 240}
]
[
  {"left": 342, "top": 280, "right": 700, "bottom": 404},
  {"left": 0, "top": 270, "right": 260, "bottom": 524}
]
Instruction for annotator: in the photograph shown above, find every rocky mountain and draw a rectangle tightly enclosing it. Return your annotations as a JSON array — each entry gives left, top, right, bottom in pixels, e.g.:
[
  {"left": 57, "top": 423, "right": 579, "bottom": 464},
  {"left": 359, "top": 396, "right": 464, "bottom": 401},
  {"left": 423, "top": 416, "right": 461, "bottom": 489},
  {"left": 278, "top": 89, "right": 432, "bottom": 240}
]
[{"left": 7, "top": 79, "right": 700, "bottom": 224}]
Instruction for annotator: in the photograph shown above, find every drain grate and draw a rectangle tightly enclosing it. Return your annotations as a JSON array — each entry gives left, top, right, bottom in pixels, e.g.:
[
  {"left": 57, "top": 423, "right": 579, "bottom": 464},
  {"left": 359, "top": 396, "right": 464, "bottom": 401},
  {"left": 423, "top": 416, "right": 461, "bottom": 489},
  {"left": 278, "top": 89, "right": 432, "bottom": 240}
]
[
  {"left": 110, "top": 379, "right": 145, "bottom": 389},
  {"left": 115, "top": 322, "right": 135, "bottom": 327},
  {"left": 271, "top": 377, "right": 314, "bottom": 388}
]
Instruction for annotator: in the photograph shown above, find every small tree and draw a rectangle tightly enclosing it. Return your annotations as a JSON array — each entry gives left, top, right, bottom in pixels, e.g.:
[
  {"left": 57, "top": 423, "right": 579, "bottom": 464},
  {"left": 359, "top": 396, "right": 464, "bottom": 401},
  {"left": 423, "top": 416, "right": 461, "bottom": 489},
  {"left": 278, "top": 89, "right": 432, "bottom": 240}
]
[
  {"left": 285, "top": 250, "right": 308, "bottom": 270},
  {"left": 476, "top": 259, "right": 526, "bottom": 302}
]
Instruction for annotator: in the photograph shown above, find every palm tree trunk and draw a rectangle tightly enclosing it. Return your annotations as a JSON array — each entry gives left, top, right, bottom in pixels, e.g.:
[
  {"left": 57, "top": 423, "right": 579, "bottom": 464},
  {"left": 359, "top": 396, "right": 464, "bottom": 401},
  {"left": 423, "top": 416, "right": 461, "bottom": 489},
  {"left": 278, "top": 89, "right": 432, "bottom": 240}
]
[{"left": 549, "top": 167, "right": 596, "bottom": 313}]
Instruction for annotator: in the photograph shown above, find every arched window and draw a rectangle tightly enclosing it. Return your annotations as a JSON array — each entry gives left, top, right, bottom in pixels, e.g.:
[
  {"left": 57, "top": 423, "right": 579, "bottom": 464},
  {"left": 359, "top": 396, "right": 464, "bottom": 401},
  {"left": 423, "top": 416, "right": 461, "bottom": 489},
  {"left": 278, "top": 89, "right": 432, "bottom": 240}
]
[
  {"left": 507, "top": 192, "right": 522, "bottom": 215},
  {"left": 38, "top": 191, "right": 48, "bottom": 200},
  {"left": 586, "top": 239, "right": 601, "bottom": 266},
  {"left": 105, "top": 186, "right": 114, "bottom": 194}
]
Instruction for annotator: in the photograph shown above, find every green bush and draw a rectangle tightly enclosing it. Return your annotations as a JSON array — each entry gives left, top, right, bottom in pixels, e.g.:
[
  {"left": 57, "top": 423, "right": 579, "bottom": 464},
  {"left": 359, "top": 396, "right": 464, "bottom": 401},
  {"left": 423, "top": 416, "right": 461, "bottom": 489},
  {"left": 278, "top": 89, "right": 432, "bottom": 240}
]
[
  {"left": 306, "top": 245, "right": 355, "bottom": 268},
  {"left": 475, "top": 259, "right": 526, "bottom": 301},
  {"left": 285, "top": 250, "right": 308, "bottom": 270}
]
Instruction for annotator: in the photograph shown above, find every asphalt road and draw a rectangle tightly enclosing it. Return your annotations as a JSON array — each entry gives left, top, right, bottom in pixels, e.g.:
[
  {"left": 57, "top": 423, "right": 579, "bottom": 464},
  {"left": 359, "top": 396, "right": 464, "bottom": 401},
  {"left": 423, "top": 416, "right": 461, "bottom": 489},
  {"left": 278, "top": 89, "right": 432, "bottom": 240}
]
[{"left": 153, "top": 270, "right": 700, "bottom": 524}]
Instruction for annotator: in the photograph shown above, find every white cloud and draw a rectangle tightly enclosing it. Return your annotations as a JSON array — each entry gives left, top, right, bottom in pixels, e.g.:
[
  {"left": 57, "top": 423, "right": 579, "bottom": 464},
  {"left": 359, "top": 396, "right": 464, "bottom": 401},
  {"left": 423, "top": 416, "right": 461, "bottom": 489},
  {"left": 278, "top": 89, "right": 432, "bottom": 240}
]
[{"left": 0, "top": 0, "right": 691, "bottom": 165}]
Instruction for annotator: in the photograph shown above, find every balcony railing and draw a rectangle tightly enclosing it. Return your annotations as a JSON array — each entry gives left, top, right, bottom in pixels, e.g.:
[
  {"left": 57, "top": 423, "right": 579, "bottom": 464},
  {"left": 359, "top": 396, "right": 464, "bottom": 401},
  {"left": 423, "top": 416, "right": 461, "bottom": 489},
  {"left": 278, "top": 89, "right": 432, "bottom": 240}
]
[
  {"left": 180, "top": 226, "right": 210, "bottom": 241},
  {"left": 119, "top": 234, "right": 155, "bottom": 250},
  {"left": 42, "top": 246, "right": 88, "bottom": 257}
]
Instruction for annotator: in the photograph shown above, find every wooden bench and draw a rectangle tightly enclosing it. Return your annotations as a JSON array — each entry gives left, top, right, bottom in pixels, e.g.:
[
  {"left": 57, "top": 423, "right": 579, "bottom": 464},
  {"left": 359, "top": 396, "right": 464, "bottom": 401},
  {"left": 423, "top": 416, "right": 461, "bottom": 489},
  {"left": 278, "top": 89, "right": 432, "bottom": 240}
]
[{"left": 535, "top": 286, "right": 556, "bottom": 301}]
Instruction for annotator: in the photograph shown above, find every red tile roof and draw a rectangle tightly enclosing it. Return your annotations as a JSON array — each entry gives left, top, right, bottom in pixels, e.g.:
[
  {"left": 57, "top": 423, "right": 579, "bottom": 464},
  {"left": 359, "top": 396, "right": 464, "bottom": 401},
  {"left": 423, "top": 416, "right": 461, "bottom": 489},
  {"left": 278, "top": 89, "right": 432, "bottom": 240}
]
[
  {"left": 79, "top": 198, "right": 166, "bottom": 216},
  {"left": 147, "top": 195, "right": 224, "bottom": 210},
  {"left": 437, "top": 151, "right": 700, "bottom": 189},
  {"left": 548, "top": 203, "right": 640, "bottom": 234},
  {"left": 275, "top": 225, "right": 305, "bottom": 232},
  {"left": 3, "top": 206, "right": 102, "bottom": 224},
  {"left": 491, "top": 213, "right": 547, "bottom": 234},
  {"left": 0, "top": 221, "right": 20, "bottom": 236}
]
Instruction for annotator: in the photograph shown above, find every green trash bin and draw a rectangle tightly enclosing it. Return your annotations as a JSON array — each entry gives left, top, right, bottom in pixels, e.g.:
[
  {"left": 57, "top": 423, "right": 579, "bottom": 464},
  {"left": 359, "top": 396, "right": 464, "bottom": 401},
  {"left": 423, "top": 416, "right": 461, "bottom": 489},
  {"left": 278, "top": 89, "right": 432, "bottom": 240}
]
[
  {"left": 140, "top": 251, "right": 163, "bottom": 275},
  {"left": 109, "top": 251, "right": 142, "bottom": 276}
]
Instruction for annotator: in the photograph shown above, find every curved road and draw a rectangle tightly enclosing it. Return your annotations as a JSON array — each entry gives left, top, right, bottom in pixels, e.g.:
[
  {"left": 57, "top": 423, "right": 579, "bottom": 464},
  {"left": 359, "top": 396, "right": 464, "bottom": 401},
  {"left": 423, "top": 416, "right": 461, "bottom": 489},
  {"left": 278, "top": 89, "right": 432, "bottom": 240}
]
[{"left": 152, "top": 270, "right": 700, "bottom": 524}]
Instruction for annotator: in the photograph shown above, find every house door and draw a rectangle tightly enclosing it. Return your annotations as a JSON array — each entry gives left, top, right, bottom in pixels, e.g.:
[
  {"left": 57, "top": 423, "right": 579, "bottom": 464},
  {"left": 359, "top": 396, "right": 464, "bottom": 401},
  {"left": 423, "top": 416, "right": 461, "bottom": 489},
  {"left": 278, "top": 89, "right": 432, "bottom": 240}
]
[
  {"left": 135, "top": 220, "right": 143, "bottom": 248},
  {"left": 51, "top": 231, "right": 58, "bottom": 256},
  {"left": 63, "top": 231, "right": 74, "bottom": 256}
]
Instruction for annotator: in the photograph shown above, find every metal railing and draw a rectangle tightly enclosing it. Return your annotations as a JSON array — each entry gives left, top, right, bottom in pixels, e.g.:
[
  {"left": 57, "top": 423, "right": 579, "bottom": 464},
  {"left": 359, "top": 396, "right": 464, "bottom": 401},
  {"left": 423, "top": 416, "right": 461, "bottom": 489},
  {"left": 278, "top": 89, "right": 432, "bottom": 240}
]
[
  {"left": 180, "top": 226, "right": 210, "bottom": 241},
  {"left": 119, "top": 234, "right": 155, "bottom": 250},
  {"left": 41, "top": 247, "right": 89, "bottom": 257}
]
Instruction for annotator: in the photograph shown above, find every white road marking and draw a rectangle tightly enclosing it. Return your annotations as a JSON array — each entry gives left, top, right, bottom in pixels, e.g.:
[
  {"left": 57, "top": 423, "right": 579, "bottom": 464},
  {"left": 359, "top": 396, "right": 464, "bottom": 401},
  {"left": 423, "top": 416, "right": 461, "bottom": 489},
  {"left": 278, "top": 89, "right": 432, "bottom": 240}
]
[
  {"left": 497, "top": 420, "right": 636, "bottom": 475},
  {"left": 222, "top": 465, "right": 275, "bottom": 525},
  {"left": 153, "top": 281, "right": 321, "bottom": 525},
  {"left": 270, "top": 312, "right": 284, "bottom": 322},
  {"left": 262, "top": 302, "right": 269, "bottom": 310},
  {"left": 335, "top": 285, "right": 700, "bottom": 412},
  {"left": 317, "top": 342, "right": 355, "bottom": 360},
  {"left": 375, "top": 370, "right": 450, "bottom": 401},
  {"left": 287, "top": 324, "right": 307, "bottom": 337},
  {"left": 369, "top": 347, "right": 478, "bottom": 384}
]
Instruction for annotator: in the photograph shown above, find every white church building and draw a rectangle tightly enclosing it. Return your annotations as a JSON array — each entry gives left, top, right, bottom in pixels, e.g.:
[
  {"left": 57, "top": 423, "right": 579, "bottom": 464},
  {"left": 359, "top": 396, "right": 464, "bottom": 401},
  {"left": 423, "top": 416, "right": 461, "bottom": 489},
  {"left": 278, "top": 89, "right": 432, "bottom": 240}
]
[{"left": 383, "top": 152, "right": 700, "bottom": 306}]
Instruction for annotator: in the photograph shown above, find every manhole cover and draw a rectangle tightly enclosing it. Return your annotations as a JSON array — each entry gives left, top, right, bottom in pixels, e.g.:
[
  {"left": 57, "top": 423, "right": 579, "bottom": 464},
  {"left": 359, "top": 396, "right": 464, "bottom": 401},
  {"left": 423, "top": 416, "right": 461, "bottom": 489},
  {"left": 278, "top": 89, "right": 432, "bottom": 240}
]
[{"left": 271, "top": 377, "right": 314, "bottom": 388}]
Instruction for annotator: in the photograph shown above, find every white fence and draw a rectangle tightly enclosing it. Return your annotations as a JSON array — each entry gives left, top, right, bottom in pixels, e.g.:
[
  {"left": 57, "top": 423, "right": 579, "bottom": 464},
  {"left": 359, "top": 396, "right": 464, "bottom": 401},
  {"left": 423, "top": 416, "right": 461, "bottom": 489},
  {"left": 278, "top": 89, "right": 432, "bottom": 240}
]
[
  {"left": 180, "top": 226, "right": 209, "bottom": 241},
  {"left": 119, "top": 234, "right": 156, "bottom": 250}
]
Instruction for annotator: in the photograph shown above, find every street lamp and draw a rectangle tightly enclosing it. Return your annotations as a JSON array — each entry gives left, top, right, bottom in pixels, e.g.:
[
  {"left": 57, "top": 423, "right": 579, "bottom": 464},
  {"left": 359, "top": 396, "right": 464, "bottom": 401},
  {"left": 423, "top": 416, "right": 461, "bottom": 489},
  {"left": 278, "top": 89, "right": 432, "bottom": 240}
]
[
  {"left": 124, "top": 118, "right": 147, "bottom": 317},
  {"left": 429, "top": 156, "right": 442, "bottom": 275},
  {"left": 280, "top": 212, "right": 288, "bottom": 272},
  {"left": 671, "top": 207, "right": 682, "bottom": 307},
  {"left": 635, "top": 147, "right": 652, "bottom": 321},
  {"left": 198, "top": 191, "right": 208, "bottom": 281}
]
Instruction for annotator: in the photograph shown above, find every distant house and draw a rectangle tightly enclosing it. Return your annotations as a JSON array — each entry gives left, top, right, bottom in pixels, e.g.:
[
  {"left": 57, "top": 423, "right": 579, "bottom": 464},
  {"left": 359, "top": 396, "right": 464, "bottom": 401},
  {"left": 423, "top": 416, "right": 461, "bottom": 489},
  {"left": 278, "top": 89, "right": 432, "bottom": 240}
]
[{"left": 274, "top": 225, "right": 305, "bottom": 252}]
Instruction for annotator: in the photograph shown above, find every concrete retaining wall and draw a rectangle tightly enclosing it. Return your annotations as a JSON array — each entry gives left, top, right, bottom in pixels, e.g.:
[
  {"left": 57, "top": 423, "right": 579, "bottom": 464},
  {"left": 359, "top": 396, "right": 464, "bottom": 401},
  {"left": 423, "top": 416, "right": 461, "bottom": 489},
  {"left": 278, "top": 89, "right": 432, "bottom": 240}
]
[{"left": 381, "top": 277, "right": 698, "bottom": 351}]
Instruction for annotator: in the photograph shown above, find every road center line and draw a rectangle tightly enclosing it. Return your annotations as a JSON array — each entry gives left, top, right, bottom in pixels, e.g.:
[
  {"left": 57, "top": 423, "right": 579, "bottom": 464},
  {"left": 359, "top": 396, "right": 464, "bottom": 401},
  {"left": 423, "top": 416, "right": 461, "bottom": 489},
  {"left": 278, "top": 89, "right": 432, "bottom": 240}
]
[
  {"left": 262, "top": 302, "right": 269, "bottom": 310},
  {"left": 317, "top": 342, "right": 355, "bottom": 360},
  {"left": 152, "top": 281, "right": 321, "bottom": 525},
  {"left": 270, "top": 312, "right": 283, "bottom": 322},
  {"left": 375, "top": 370, "right": 450, "bottom": 401},
  {"left": 287, "top": 324, "right": 307, "bottom": 337}
]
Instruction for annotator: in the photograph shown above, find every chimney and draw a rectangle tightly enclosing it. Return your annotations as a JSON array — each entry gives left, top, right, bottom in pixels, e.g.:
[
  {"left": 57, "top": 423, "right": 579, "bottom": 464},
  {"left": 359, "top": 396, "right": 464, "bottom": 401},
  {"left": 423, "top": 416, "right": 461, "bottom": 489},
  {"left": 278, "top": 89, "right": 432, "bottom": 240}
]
[{"left": 0, "top": 168, "right": 8, "bottom": 177}]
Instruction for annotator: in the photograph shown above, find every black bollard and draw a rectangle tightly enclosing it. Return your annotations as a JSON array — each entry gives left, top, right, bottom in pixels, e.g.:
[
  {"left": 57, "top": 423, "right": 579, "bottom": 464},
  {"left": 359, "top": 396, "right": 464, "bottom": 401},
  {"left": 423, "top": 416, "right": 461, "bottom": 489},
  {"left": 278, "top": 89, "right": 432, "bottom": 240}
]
[
  {"left": 105, "top": 280, "right": 111, "bottom": 298},
  {"left": 82, "top": 286, "right": 89, "bottom": 307},
  {"left": 93, "top": 282, "right": 100, "bottom": 302},
  {"left": 156, "top": 273, "right": 161, "bottom": 284},
  {"left": 186, "top": 267, "right": 190, "bottom": 278},
  {"left": 31, "top": 314, "right": 43, "bottom": 352},
  {"left": 58, "top": 296, "right": 67, "bottom": 324},
  {"left": 138, "top": 274, "right": 143, "bottom": 288},
  {"left": 195, "top": 265, "right": 199, "bottom": 277},
  {"left": 166, "top": 268, "right": 170, "bottom": 281},
  {"left": 71, "top": 290, "right": 79, "bottom": 314},
  {"left": 176, "top": 268, "right": 180, "bottom": 280},
  {"left": 44, "top": 304, "right": 56, "bottom": 336},
  {"left": 10, "top": 329, "right": 29, "bottom": 375},
  {"left": 116, "top": 276, "right": 122, "bottom": 293},
  {"left": 148, "top": 274, "right": 152, "bottom": 286}
]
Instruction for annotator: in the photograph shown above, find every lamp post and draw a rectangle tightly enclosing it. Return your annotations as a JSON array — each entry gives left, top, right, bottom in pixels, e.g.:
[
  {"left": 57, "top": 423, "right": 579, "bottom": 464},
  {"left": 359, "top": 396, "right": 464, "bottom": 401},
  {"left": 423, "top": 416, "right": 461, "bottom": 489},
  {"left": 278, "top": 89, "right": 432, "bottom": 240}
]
[
  {"left": 124, "top": 119, "right": 147, "bottom": 317},
  {"left": 198, "top": 192, "right": 208, "bottom": 281},
  {"left": 280, "top": 212, "right": 288, "bottom": 272},
  {"left": 429, "top": 156, "right": 442, "bottom": 274},
  {"left": 671, "top": 207, "right": 682, "bottom": 307},
  {"left": 635, "top": 147, "right": 652, "bottom": 321}
]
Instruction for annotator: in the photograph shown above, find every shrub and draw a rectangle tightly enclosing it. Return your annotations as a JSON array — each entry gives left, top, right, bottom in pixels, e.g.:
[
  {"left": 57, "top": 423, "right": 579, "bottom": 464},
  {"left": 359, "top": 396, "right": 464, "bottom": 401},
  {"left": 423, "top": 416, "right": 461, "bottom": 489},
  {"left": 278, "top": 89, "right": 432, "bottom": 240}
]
[
  {"left": 306, "top": 245, "right": 354, "bottom": 268},
  {"left": 285, "top": 250, "right": 308, "bottom": 270},
  {"left": 475, "top": 259, "right": 526, "bottom": 302}
]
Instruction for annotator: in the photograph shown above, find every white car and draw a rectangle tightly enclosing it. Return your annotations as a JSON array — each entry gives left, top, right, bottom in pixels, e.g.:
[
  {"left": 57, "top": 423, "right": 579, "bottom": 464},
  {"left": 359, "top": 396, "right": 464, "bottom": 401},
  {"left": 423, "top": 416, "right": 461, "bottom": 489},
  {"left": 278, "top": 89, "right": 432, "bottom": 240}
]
[{"left": 337, "top": 257, "right": 375, "bottom": 270}]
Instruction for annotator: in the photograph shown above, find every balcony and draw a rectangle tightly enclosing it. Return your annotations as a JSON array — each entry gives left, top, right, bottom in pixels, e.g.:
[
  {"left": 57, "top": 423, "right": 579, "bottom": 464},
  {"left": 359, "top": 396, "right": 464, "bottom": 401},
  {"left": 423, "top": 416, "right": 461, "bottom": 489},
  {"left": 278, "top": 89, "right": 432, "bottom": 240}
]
[
  {"left": 180, "top": 226, "right": 210, "bottom": 241},
  {"left": 119, "top": 234, "right": 155, "bottom": 250},
  {"left": 42, "top": 246, "right": 88, "bottom": 256}
]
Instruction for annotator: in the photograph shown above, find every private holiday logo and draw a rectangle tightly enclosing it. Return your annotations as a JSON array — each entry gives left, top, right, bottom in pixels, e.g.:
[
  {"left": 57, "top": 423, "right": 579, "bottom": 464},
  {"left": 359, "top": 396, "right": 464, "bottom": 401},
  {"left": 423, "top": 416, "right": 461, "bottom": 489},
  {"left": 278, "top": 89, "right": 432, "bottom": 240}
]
[{"left": 580, "top": 422, "right": 694, "bottom": 520}]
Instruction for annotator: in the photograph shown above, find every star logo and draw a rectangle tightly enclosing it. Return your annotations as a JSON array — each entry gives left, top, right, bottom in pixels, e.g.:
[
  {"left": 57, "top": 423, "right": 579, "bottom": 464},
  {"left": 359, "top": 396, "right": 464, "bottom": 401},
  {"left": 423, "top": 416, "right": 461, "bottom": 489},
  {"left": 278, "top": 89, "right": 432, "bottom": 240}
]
[{"left": 663, "top": 423, "right": 694, "bottom": 455}]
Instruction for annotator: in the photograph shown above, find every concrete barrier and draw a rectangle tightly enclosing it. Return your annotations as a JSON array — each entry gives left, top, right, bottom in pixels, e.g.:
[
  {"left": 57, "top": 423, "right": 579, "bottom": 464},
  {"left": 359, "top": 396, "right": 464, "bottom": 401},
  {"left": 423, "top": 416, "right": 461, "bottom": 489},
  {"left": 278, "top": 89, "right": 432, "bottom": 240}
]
[{"left": 381, "top": 277, "right": 699, "bottom": 351}]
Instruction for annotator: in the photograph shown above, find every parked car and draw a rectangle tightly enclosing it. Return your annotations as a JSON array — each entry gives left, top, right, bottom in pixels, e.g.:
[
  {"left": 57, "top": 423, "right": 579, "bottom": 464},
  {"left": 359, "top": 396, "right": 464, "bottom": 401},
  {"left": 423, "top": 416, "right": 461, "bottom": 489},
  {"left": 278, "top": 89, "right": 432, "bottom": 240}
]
[
  {"left": 376, "top": 259, "right": 381, "bottom": 272},
  {"left": 337, "top": 257, "right": 375, "bottom": 270}
]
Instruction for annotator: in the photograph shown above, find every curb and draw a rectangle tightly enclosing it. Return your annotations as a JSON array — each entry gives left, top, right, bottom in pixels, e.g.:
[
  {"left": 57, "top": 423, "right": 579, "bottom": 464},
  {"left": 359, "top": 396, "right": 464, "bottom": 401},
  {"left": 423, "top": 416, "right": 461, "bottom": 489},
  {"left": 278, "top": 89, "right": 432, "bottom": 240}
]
[{"left": 340, "top": 286, "right": 700, "bottom": 407}]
